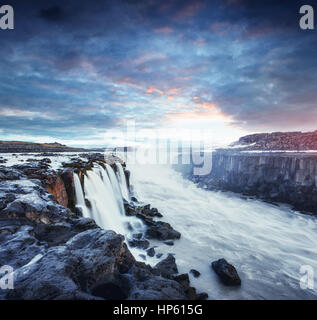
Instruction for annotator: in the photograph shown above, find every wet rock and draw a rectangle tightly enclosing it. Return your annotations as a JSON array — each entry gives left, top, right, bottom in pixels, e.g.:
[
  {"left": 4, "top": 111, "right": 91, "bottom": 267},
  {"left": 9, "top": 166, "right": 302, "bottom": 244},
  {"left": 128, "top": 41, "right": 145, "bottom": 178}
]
[
  {"left": 196, "top": 292, "right": 208, "bottom": 300},
  {"left": 128, "top": 238, "right": 150, "bottom": 250},
  {"left": 146, "top": 221, "right": 181, "bottom": 241},
  {"left": 171, "top": 273, "right": 206, "bottom": 300},
  {"left": 164, "top": 240, "right": 174, "bottom": 246},
  {"left": 72, "top": 218, "right": 98, "bottom": 231},
  {"left": 124, "top": 203, "right": 137, "bottom": 216},
  {"left": 190, "top": 269, "right": 201, "bottom": 278},
  {"left": 186, "top": 287, "right": 197, "bottom": 300},
  {"left": 5, "top": 229, "right": 189, "bottom": 300},
  {"left": 156, "top": 253, "right": 163, "bottom": 259},
  {"left": 150, "top": 207, "right": 163, "bottom": 218},
  {"left": 173, "top": 273, "right": 190, "bottom": 289},
  {"left": 85, "top": 198, "right": 91, "bottom": 209},
  {"left": 46, "top": 175, "right": 69, "bottom": 208},
  {"left": 211, "top": 258, "right": 241, "bottom": 286},
  {"left": 41, "top": 158, "right": 52, "bottom": 164},
  {"left": 141, "top": 205, "right": 163, "bottom": 218},
  {"left": 33, "top": 218, "right": 98, "bottom": 247},
  {"left": 139, "top": 254, "right": 146, "bottom": 261},
  {"left": 60, "top": 169, "right": 76, "bottom": 212},
  {"left": 129, "top": 277, "right": 187, "bottom": 300},
  {"left": 0, "top": 167, "right": 22, "bottom": 180},
  {"left": 154, "top": 254, "right": 178, "bottom": 278},
  {"left": 146, "top": 247, "right": 155, "bottom": 257},
  {"left": 132, "top": 233, "right": 143, "bottom": 240},
  {"left": 124, "top": 170, "right": 130, "bottom": 188},
  {"left": 0, "top": 178, "right": 77, "bottom": 225},
  {"left": 0, "top": 225, "right": 46, "bottom": 270}
]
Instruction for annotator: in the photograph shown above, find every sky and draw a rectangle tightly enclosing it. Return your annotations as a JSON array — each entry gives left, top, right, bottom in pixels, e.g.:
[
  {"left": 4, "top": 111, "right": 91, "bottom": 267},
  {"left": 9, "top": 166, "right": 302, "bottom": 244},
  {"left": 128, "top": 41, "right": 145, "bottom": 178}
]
[{"left": 0, "top": 0, "right": 317, "bottom": 147}]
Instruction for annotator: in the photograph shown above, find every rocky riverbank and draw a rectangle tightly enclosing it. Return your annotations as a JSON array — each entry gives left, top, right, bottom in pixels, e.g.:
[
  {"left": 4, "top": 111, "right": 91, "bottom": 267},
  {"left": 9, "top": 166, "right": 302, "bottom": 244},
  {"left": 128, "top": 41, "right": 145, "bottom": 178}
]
[{"left": 0, "top": 153, "right": 205, "bottom": 300}]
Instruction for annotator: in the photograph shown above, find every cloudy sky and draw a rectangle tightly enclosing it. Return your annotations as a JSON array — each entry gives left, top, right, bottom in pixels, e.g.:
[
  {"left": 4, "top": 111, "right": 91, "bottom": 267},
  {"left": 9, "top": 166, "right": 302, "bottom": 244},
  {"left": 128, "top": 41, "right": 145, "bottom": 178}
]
[{"left": 0, "top": 0, "right": 316, "bottom": 147}]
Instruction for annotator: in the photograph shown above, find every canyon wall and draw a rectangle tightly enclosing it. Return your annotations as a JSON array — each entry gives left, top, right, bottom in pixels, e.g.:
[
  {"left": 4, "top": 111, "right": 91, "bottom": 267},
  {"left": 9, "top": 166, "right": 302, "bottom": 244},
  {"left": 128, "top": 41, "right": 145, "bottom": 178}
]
[{"left": 180, "top": 151, "right": 317, "bottom": 214}]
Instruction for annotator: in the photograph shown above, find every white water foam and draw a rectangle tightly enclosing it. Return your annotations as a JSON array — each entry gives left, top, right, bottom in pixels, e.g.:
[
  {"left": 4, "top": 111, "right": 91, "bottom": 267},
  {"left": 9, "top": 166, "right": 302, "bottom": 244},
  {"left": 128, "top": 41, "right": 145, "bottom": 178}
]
[
  {"left": 127, "top": 162, "right": 317, "bottom": 300},
  {"left": 73, "top": 164, "right": 145, "bottom": 258}
]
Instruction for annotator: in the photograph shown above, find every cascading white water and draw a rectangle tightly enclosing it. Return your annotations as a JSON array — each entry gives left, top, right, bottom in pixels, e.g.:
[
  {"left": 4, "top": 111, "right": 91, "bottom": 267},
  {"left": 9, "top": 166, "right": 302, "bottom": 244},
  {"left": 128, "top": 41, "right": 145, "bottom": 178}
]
[
  {"left": 115, "top": 162, "right": 130, "bottom": 202},
  {"left": 105, "top": 164, "right": 125, "bottom": 215},
  {"left": 73, "top": 164, "right": 144, "bottom": 243},
  {"left": 74, "top": 173, "right": 90, "bottom": 218},
  {"left": 128, "top": 162, "right": 317, "bottom": 300},
  {"left": 82, "top": 166, "right": 126, "bottom": 234}
]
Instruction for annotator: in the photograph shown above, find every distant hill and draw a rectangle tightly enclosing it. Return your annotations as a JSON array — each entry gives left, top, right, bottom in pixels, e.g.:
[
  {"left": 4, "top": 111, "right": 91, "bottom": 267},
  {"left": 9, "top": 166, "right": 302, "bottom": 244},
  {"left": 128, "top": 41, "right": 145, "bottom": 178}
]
[
  {"left": 0, "top": 140, "right": 86, "bottom": 153},
  {"left": 230, "top": 130, "right": 317, "bottom": 151}
]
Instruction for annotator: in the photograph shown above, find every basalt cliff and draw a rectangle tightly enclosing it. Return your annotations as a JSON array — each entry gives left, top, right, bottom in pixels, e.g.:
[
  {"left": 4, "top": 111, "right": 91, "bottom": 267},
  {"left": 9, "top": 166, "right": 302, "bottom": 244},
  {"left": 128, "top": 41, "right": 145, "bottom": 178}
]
[{"left": 178, "top": 131, "right": 317, "bottom": 215}]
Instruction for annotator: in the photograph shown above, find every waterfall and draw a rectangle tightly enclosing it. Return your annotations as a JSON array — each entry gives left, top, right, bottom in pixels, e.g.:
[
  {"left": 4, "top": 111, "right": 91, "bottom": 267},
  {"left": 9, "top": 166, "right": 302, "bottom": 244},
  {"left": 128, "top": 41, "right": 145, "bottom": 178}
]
[
  {"left": 74, "top": 173, "right": 89, "bottom": 218},
  {"left": 105, "top": 164, "right": 125, "bottom": 215},
  {"left": 115, "top": 162, "right": 130, "bottom": 202},
  {"left": 83, "top": 166, "right": 126, "bottom": 234},
  {"left": 73, "top": 163, "right": 145, "bottom": 253}
]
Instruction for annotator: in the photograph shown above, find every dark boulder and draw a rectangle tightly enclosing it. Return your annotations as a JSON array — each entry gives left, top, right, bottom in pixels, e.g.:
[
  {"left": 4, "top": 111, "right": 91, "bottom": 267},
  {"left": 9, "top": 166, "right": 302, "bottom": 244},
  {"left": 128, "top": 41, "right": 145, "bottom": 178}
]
[
  {"left": 196, "top": 292, "right": 208, "bottom": 300},
  {"left": 146, "top": 221, "right": 181, "bottom": 241},
  {"left": 33, "top": 218, "right": 98, "bottom": 247},
  {"left": 128, "top": 238, "right": 150, "bottom": 250},
  {"left": 132, "top": 233, "right": 143, "bottom": 240},
  {"left": 154, "top": 254, "right": 178, "bottom": 278},
  {"left": 141, "top": 205, "right": 163, "bottom": 218},
  {"left": 124, "top": 203, "right": 137, "bottom": 216},
  {"left": 146, "top": 247, "right": 155, "bottom": 257},
  {"left": 211, "top": 258, "right": 241, "bottom": 286},
  {"left": 190, "top": 269, "right": 201, "bottom": 278}
]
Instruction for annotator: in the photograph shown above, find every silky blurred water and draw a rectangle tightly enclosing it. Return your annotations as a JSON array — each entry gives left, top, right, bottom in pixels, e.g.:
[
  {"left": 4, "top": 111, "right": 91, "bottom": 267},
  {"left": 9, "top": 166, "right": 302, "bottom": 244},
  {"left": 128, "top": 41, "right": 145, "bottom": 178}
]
[{"left": 128, "top": 162, "right": 317, "bottom": 300}]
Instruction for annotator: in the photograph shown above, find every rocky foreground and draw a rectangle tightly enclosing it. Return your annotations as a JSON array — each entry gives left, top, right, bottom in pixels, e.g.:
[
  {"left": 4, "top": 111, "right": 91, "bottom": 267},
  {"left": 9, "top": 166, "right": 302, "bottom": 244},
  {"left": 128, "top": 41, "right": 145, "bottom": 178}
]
[{"left": 0, "top": 153, "right": 207, "bottom": 300}]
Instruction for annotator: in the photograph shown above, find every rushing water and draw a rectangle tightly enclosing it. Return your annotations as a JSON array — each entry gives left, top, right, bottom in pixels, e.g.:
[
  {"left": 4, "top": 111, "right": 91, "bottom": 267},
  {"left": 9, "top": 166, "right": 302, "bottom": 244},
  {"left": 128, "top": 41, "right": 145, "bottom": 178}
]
[
  {"left": 127, "top": 162, "right": 317, "bottom": 300},
  {"left": 74, "top": 173, "right": 90, "bottom": 218},
  {"left": 116, "top": 162, "right": 131, "bottom": 202},
  {"left": 74, "top": 162, "right": 145, "bottom": 256}
]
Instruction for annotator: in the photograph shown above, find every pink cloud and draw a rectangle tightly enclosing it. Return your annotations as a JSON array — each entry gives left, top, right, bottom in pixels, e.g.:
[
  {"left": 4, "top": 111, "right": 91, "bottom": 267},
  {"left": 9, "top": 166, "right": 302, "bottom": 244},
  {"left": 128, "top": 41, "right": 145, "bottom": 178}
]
[
  {"left": 174, "top": 1, "right": 204, "bottom": 21},
  {"left": 153, "top": 26, "right": 173, "bottom": 34}
]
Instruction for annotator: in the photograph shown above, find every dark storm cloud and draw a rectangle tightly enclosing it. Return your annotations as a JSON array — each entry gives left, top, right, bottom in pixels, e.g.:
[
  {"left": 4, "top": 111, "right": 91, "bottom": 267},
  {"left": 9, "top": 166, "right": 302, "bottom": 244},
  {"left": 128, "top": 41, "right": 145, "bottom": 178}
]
[
  {"left": 0, "top": 0, "right": 316, "bottom": 144},
  {"left": 39, "top": 5, "right": 65, "bottom": 22}
]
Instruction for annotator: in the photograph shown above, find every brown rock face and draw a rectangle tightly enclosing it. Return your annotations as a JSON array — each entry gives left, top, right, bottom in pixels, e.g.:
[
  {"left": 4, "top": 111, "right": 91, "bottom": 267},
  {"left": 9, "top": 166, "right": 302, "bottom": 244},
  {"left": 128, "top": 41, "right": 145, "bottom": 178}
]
[
  {"left": 46, "top": 175, "right": 69, "bottom": 208},
  {"left": 60, "top": 169, "right": 76, "bottom": 212}
]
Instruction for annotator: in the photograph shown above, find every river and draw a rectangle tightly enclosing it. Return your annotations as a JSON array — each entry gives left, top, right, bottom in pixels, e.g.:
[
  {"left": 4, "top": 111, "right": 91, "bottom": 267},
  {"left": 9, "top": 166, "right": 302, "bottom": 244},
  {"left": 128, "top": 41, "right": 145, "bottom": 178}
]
[{"left": 127, "top": 162, "right": 317, "bottom": 300}]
